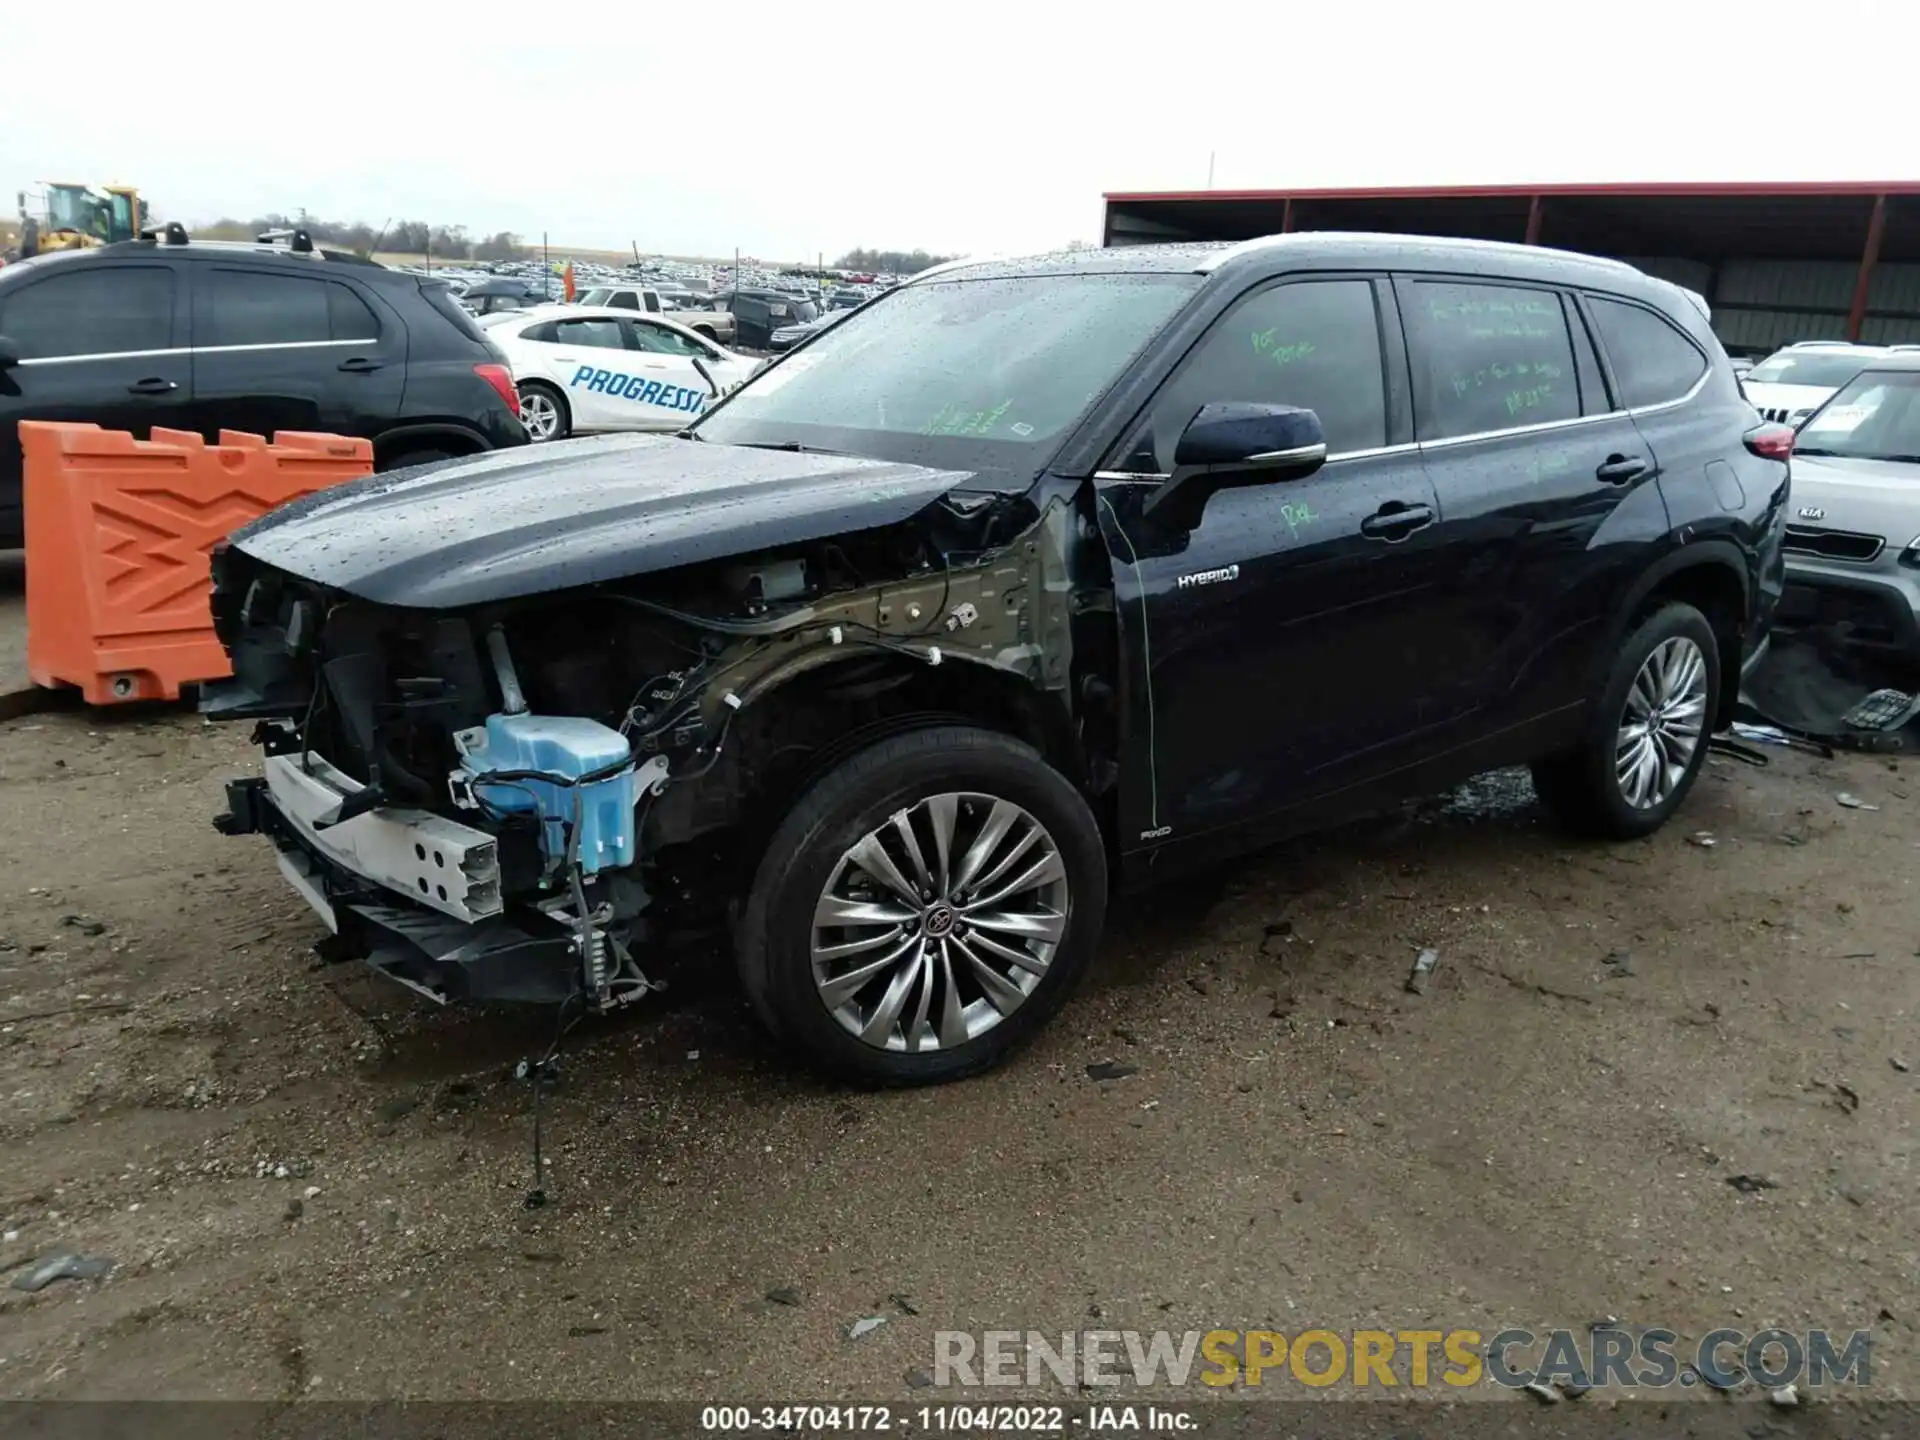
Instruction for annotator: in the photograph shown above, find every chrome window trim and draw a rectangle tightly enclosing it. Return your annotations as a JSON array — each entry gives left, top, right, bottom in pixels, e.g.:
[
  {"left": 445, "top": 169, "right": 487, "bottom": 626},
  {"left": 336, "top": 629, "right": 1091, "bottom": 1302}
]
[
  {"left": 1091, "top": 365, "right": 1709, "bottom": 481},
  {"left": 17, "top": 338, "right": 366, "bottom": 368},
  {"left": 1418, "top": 367, "right": 1711, "bottom": 452},
  {"left": 1094, "top": 440, "right": 1420, "bottom": 483}
]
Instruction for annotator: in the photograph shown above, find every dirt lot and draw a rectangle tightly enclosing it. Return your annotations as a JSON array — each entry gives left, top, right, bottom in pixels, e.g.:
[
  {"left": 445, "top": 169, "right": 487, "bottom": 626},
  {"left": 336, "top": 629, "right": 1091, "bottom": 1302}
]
[{"left": 0, "top": 574, "right": 1914, "bottom": 1406}]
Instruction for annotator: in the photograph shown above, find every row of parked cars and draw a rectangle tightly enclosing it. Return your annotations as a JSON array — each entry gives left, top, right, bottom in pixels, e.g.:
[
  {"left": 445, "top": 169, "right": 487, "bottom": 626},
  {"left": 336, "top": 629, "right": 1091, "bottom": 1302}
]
[{"left": 1, "top": 227, "right": 1915, "bottom": 698}]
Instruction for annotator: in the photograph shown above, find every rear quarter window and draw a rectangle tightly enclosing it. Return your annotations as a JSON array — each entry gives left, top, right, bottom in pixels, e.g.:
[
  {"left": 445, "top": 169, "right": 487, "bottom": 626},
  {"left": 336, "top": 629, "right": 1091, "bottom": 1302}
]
[
  {"left": 420, "top": 283, "right": 491, "bottom": 343},
  {"left": 1585, "top": 295, "right": 1709, "bottom": 409}
]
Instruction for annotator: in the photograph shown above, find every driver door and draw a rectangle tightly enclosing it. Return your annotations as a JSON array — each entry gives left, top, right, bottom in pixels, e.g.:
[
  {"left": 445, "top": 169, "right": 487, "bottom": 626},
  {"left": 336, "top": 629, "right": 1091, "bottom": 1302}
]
[
  {"left": 620, "top": 318, "right": 722, "bottom": 425},
  {"left": 1095, "top": 275, "right": 1460, "bottom": 859}
]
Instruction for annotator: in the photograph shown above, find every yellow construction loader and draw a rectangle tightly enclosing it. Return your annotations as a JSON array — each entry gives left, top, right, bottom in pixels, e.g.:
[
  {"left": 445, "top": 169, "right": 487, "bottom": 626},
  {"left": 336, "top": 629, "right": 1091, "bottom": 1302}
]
[{"left": 16, "top": 183, "right": 147, "bottom": 256}]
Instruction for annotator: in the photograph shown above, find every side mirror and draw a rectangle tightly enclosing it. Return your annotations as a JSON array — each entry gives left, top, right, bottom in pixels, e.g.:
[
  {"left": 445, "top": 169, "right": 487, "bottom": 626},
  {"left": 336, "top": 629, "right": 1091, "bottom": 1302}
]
[
  {"left": 1142, "top": 402, "right": 1327, "bottom": 531},
  {"left": 0, "top": 334, "right": 19, "bottom": 368}
]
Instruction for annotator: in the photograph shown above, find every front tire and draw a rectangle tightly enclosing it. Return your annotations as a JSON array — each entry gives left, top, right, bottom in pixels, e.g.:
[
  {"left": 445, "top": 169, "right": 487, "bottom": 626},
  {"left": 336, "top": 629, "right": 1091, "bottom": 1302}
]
[
  {"left": 1531, "top": 601, "right": 1720, "bottom": 839},
  {"left": 517, "top": 382, "right": 570, "bottom": 442},
  {"left": 737, "top": 726, "right": 1108, "bottom": 1086}
]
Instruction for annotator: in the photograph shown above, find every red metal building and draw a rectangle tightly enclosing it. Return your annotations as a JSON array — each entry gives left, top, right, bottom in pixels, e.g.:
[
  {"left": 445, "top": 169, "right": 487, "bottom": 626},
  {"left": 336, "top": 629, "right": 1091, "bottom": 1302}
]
[{"left": 1101, "top": 182, "right": 1920, "bottom": 352}]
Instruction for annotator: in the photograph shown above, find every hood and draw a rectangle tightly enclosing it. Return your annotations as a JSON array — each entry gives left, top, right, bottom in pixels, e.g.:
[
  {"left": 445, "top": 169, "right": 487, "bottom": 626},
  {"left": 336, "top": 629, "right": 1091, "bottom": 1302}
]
[
  {"left": 1788, "top": 453, "right": 1920, "bottom": 539},
  {"left": 229, "top": 434, "right": 973, "bottom": 608}
]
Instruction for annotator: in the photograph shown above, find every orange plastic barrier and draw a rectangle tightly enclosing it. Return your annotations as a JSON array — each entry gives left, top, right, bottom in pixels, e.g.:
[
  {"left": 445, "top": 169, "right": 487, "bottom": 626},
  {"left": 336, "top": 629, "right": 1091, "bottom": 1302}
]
[{"left": 20, "top": 422, "right": 372, "bottom": 704}]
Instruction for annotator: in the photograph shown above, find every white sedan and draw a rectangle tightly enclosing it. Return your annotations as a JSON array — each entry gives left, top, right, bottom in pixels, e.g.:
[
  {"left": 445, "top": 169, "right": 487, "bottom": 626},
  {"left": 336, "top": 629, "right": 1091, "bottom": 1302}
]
[{"left": 482, "top": 305, "right": 757, "bottom": 442}]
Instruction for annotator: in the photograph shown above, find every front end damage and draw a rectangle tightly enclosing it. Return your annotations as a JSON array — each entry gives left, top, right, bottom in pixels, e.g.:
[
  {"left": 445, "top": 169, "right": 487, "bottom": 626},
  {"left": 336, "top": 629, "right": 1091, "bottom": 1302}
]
[{"left": 204, "top": 491, "right": 1101, "bottom": 1015}]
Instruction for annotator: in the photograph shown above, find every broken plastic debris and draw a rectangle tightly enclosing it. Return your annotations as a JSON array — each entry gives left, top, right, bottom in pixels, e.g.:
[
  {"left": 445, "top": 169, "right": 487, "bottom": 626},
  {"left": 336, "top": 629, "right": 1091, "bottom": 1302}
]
[
  {"left": 1730, "top": 722, "right": 1792, "bottom": 746},
  {"left": 1840, "top": 688, "right": 1920, "bottom": 732},
  {"left": 1086, "top": 1061, "right": 1138, "bottom": 1082},
  {"left": 1405, "top": 948, "right": 1440, "bottom": 995},
  {"left": 1522, "top": 1381, "right": 1561, "bottom": 1404},
  {"left": 848, "top": 1316, "right": 888, "bottom": 1340},
  {"left": 10, "top": 1252, "right": 114, "bottom": 1292},
  {"left": 1835, "top": 793, "right": 1880, "bottom": 811},
  {"left": 1769, "top": 1383, "right": 1800, "bottom": 1407},
  {"left": 1686, "top": 831, "right": 1716, "bottom": 848}
]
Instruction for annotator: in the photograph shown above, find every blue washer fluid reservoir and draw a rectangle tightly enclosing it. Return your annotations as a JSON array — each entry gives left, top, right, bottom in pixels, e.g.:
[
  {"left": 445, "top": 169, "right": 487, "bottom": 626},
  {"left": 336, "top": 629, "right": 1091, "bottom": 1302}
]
[{"left": 457, "top": 714, "right": 638, "bottom": 874}]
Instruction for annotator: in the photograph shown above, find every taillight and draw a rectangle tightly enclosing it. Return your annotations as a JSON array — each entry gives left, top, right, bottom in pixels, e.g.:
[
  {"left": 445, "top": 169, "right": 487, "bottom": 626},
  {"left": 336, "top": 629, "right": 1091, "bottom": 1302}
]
[
  {"left": 1744, "top": 422, "right": 1795, "bottom": 461},
  {"left": 474, "top": 362, "right": 520, "bottom": 418}
]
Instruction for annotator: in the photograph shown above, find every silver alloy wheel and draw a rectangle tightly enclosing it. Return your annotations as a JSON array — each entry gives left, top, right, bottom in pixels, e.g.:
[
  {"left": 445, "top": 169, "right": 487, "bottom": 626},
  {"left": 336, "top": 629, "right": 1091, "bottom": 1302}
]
[
  {"left": 810, "top": 792, "right": 1070, "bottom": 1053},
  {"left": 1615, "top": 635, "right": 1709, "bottom": 810},
  {"left": 519, "top": 387, "right": 561, "bottom": 441}
]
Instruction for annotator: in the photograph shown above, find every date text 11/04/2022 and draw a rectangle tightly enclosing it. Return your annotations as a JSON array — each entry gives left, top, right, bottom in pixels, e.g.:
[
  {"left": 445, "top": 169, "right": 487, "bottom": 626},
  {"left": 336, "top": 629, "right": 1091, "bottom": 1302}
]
[{"left": 698, "top": 1406, "right": 1193, "bottom": 1432}]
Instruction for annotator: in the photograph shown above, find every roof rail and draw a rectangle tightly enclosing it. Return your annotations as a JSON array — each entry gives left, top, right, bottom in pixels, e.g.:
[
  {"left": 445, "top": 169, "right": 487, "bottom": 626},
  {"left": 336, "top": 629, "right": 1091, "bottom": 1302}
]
[
  {"left": 257, "top": 227, "right": 315, "bottom": 254},
  {"left": 137, "top": 220, "right": 190, "bottom": 246},
  {"left": 1194, "top": 230, "right": 1643, "bottom": 275}
]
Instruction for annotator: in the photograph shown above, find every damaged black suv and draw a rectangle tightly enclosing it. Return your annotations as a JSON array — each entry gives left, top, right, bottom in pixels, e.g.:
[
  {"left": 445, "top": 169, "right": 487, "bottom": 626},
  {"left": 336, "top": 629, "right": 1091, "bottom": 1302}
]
[{"left": 205, "top": 234, "right": 1788, "bottom": 1085}]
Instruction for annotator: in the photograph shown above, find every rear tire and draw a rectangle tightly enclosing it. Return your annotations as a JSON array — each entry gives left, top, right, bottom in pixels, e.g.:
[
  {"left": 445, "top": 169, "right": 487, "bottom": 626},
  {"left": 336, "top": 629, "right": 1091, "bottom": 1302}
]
[
  {"left": 517, "top": 382, "right": 570, "bottom": 442},
  {"left": 737, "top": 725, "right": 1108, "bottom": 1086},
  {"left": 1531, "top": 601, "right": 1720, "bottom": 839}
]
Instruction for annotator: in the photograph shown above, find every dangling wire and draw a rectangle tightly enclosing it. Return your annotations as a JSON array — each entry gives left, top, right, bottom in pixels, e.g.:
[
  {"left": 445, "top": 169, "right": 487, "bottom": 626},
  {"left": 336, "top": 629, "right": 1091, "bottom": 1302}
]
[{"left": 521, "top": 988, "right": 587, "bottom": 1209}]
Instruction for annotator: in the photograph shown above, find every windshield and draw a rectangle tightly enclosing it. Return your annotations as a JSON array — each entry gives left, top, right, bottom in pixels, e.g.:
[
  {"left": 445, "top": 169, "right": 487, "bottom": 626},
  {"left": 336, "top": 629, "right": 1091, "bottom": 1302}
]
[
  {"left": 1746, "top": 350, "right": 1876, "bottom": 388},
  {"left": 1795, "top": 370, "right": 1920, "bottom": 463},
  {"left": 693, "top": 272, "right": 1201, "bottom": 483}
]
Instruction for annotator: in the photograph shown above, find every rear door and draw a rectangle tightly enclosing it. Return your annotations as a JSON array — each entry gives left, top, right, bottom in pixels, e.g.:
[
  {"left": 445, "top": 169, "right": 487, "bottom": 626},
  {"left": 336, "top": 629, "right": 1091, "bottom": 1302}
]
[
  {"left": 0, "top": 262, "right": 188, "bottom": 542},
  {"left": 1396, "top": 274, "right": 1670, "bottom": 733},
  {"left": 188, "top": 266, "right": 406, "bottom": 440}
]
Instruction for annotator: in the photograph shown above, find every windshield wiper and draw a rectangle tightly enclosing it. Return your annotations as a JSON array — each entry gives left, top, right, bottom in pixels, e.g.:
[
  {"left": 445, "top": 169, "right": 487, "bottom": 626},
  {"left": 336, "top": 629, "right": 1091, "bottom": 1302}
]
[{"left": 731, "top": 440, "right": 846, "bottom": 456}]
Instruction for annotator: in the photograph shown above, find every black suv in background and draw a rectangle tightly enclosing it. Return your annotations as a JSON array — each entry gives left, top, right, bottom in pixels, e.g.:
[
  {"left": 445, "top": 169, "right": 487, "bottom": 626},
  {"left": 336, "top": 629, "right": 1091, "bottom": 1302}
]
[
  {"left": 208, "top": 234, "right": 1788, "bottom": 1088},
  {"left": 716, "top": 288, "right": 820, "bottom": 348},
  {"left": 0, "top": 235, "right": 528, "bottom": 548}
]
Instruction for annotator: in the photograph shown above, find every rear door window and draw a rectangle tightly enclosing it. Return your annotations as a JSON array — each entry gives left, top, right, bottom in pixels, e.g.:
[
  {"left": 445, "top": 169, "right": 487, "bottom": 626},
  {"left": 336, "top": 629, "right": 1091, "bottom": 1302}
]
[
  {"left": 0, "top": 267, "right": 175, "bottom": 359},
  {"left": 551, "top": 318, "right": 626, "bottom": 350},
  {"left": 1401, "top": 279, "right": 1580, "bottom": 440},
  {"left": 327, "top": 284, "right": 381, "bottom": 341},
  {"left": 198, "top": 269, "right": 331, "bottom": 347},
  {"left": 1586, "top": 295, "right": 1708, "bottom": 409}
]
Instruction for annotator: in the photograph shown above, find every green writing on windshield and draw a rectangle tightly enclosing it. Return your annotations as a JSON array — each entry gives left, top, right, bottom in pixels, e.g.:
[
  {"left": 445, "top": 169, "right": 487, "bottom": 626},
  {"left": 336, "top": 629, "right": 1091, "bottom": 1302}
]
[
  {"left": 1251, "top": 328, "right": 1317, "bottom": 368},
  {"left": 923, "top": 398, "right": 1014, "bottom": 437}
]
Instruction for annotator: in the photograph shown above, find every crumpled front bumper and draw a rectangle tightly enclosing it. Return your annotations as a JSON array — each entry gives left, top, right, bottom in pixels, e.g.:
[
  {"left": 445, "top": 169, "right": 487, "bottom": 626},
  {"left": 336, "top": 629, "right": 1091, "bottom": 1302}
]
[{"left": 217, "top": 757, "right": 579, "bottom": 1005}]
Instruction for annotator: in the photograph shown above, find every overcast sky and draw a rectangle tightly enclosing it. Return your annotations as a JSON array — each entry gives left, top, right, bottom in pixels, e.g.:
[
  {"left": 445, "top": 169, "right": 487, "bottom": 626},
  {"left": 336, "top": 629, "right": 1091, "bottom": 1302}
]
[{"left": 7, "top": 0, "right": 1917, "bottom": 262}]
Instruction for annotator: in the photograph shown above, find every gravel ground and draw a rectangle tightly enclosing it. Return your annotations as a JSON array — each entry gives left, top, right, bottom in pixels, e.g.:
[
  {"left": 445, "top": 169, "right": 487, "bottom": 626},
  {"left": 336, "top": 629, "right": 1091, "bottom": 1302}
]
[{"left": 0, "top": 589, "right": 1914, "bottom": 1405}]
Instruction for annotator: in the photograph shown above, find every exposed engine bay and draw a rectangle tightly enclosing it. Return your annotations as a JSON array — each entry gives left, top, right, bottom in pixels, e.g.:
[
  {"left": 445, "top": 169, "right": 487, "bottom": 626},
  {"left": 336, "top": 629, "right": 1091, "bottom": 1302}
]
[{"left": 205, "top": 492, "right": 1109, "bottom": 1013}]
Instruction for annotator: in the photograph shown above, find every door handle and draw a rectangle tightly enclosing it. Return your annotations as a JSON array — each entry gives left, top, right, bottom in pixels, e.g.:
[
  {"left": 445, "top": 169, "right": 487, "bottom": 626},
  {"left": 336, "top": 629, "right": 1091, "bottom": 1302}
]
[
  {"left": 1596, "top": 454, "right": 1648, "bottom": 484},
  {"left": 1360, "top": 501, "right": 1435, "bottom": 542},
  {"left": 337, "top": 357, "right": 385, "bottom": 373},
  {"left": 126, "top": 377, "right": 177, "bottom": 395}
]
